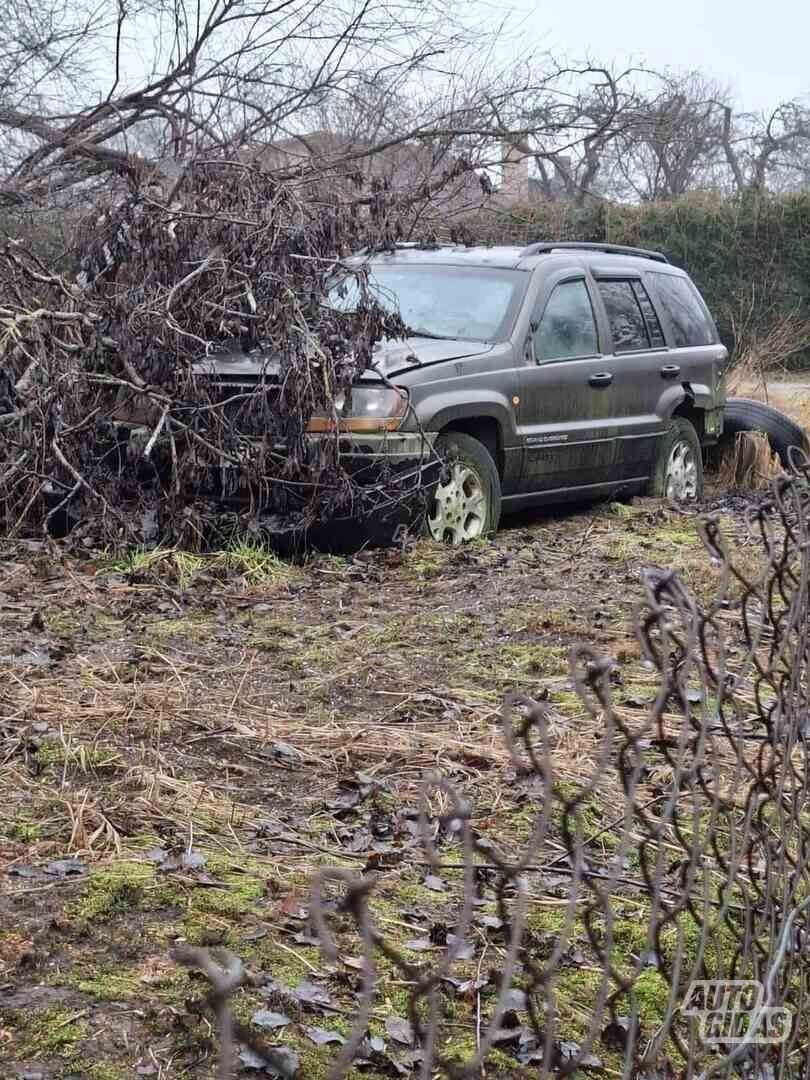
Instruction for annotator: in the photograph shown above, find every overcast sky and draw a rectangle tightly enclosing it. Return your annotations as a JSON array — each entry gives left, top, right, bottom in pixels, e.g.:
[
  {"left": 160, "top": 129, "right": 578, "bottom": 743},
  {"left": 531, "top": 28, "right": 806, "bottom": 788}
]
[{"left": 505, "top": 0, "right": 809, "bottom": 111}]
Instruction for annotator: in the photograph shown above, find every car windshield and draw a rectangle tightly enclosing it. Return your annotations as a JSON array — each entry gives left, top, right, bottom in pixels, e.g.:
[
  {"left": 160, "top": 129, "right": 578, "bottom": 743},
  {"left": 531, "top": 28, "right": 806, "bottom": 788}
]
[{"left": 327, "top": 265, "right": 525, "bottom": 342}]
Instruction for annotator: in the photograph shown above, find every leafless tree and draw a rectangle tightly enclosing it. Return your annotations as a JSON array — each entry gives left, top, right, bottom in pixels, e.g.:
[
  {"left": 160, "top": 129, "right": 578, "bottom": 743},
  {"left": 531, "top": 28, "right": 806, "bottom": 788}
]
[
  {"left": 603, "top": 73, "right": 729, "bottom": 201},
  {"left": 719, "top": 98, "right": 810, "bottom": 193}
]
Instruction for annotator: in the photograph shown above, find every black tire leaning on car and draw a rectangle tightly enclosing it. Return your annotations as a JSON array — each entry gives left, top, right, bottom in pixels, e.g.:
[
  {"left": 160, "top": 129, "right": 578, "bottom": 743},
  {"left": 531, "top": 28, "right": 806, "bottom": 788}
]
[
  {"left": 722, "top": 397, "right": 808, "bottom": 468},
  {"left": 426, "top": 432, "right": 502, "bottom": 543},
  {"left": 648, "top": 417, "right": 704, "bottom": 501}
]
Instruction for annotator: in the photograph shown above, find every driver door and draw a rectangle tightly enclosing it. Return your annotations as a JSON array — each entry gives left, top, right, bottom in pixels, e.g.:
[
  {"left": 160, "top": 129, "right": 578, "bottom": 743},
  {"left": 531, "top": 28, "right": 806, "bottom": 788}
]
[{"left": 516, "top": 273, "right": 618, "bottom": 494}]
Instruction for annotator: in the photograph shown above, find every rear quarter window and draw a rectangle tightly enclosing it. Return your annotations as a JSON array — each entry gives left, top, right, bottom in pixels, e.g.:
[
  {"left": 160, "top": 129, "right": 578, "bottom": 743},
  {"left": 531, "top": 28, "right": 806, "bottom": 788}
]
[{"left": 649, "top": 273, "right": 717, "bottom": 347}]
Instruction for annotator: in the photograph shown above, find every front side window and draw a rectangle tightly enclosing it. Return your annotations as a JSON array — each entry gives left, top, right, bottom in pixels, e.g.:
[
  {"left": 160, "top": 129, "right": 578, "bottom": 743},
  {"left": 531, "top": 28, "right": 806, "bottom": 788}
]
[
  {"left": 533, "top": 280, "right": 599, "bottom": 362},
  {"left": 650, "top": 273, "right": 717, "bottom": 347},
  {"left": 597, "top": 280, "right": 651, "bottom": 352},
  {"left": 327, "top": 265, "right": 525, "bottom": 343}
]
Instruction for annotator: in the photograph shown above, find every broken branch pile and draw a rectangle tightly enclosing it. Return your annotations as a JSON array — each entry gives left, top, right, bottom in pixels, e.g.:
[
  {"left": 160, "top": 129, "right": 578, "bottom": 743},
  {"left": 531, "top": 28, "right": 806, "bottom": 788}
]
[{"left": 0, "top": 162, "right": 421, "bottom": 547}]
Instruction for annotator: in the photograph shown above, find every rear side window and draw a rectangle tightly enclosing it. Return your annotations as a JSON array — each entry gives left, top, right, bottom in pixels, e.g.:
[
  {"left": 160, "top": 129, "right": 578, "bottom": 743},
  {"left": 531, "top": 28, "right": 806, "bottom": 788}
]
[
  {"left": 597, "top": 281, "right": 651, "bottom": 352},
  {"left": 650, "top": 273, "right": 717, "bottom": 347},
  {"left": 632, "top": 282, "right": 666, "bottom": 348},
  {"left": 534, "top": 280, "right": 599, "bottom": 362}
]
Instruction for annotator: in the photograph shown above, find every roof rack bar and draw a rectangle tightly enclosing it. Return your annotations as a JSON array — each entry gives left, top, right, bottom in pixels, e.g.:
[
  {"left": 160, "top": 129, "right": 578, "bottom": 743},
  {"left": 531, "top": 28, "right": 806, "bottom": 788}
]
[{"left": 519, "top": 241, "right": 669, "bottom": 264}]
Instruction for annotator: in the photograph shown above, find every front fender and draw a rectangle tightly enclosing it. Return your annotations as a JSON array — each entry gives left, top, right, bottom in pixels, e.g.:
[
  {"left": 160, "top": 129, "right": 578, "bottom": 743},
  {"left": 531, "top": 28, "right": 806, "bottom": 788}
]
[{"left": 410, "top": 391, "right": 518, "bottom": 446}]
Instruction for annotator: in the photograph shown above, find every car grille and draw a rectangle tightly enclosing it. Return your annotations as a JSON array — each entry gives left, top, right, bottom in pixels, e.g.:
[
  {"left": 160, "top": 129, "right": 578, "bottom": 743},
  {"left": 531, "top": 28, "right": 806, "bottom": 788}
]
[{"left": 191, "top": 377, "right": 280, "bottom": 438}]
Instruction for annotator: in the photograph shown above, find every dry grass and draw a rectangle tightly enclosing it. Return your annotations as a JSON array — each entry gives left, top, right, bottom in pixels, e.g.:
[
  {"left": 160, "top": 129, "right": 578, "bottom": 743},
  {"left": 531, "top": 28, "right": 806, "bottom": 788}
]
[
  {"left": 0, "top": 497, "right": 781, "bottom": 1076},
  {"left": 717, "top": 430, "right": 783, "bottom": 490}
]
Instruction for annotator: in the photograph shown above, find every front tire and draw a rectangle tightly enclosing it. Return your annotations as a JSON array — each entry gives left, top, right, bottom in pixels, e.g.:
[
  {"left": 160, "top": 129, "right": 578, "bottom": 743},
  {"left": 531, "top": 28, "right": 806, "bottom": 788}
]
[
  {"left": 427, "top": 432, "right": 501, "bottom": 543},
  {"left": 648, "top": 417, "right": 704, "bottom": 501}
]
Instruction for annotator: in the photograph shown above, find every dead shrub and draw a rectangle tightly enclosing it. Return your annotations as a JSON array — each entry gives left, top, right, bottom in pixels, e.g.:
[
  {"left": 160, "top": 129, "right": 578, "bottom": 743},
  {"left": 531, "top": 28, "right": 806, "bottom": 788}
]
[{"left": 717, "top": 430, "right": 783, "bottom": 489}]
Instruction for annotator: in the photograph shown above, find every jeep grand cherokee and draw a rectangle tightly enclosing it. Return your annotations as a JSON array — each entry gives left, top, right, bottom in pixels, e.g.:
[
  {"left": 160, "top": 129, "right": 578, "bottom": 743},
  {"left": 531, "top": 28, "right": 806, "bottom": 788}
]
[{"left": 187, "top": 240, "right": 727, "bottom": 544}]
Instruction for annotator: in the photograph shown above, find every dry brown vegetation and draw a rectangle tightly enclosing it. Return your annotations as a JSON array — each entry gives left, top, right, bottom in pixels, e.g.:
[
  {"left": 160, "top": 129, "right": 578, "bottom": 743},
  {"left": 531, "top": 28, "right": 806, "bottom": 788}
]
[{"left": 1, "top": 483, "right": 783, "bottom": 1078}]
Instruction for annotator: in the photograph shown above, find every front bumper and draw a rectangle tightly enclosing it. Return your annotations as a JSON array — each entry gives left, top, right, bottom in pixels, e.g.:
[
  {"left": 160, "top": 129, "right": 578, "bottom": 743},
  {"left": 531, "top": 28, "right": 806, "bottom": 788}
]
[{"left": 111, "top": 420, "right": 440, "bottom": 510}]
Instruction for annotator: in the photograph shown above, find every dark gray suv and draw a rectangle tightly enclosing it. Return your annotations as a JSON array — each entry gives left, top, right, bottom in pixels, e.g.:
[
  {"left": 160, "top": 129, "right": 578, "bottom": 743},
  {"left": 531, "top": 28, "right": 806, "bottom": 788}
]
[
  {"left": 327, "top": 241, "right": 726, "bottom": 541},
  {"left": 187, "top": 241, "right": 728, "bottom": 544}
]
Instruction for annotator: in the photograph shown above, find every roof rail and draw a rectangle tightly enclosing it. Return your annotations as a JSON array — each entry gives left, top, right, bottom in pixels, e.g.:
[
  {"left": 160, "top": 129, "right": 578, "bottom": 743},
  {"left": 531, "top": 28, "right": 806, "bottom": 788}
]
[{"left": 519, "top": 241, "right": 669, "bottom": 264}]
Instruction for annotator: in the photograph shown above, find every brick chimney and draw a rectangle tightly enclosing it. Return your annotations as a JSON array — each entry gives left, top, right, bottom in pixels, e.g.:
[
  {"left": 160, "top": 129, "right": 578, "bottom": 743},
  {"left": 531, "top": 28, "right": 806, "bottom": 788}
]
[{"left": 499, "top": 140, "right": 530, "bottom": 203}]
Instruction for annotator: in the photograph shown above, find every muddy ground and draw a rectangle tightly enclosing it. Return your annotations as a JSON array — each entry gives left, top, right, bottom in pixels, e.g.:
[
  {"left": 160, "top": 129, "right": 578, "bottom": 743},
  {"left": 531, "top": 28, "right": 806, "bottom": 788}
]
[{"left": 1, "top": 460, "right": 782, "bottom": 1080}]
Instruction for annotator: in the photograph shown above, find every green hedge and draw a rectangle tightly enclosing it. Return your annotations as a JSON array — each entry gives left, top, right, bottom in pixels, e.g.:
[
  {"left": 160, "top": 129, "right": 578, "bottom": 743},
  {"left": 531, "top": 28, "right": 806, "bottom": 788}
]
[{"left": 466, "top": 191, "right": 810, "bottom": 366}]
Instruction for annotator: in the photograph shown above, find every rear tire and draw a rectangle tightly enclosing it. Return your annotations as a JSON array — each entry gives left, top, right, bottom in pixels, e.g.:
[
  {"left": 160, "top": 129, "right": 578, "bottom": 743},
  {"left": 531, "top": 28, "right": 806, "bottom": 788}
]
[
  {"left": 648, "top": 417, "right": 704, "bottom": 501},
  {"left": 722, "top": 397, "right": 808, "bottom": 467},
  {"left": 426, "top": 432, "right": 501, "bottom": 543}
]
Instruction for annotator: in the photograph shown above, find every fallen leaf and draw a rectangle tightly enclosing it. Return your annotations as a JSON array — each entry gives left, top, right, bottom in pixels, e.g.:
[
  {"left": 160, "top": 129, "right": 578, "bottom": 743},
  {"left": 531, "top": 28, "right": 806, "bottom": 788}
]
[
  {"left": 404, "top": 938, "right": 433, "bottom": 952},
  {"left": 326, "top": 785, "right": 362, "bottom": 813},
  {"left": 423, "top": 875, "right": 445, "bottom": 892},
  {"left": 251, "top": 1009, "right": 291, "bottom": 1030},
  {"left": 157, "top": 849, "right": 206, "bottom": 872},
  {"left": 45, "top": 858, "right": 85, "bottom": 877},
  {"left": 385, "top": 1015, "right": 414, "bottom": 1045},
  {"left": 502, "top": 987, "right": 527, "bottom": 1010},
  {"left": 239, "top": 1045, "right": 270, "bottom": 1069},
  {"left": 294, "top": 980, "right": 333, "bottom": 1009},
  {"left": 292, "top": 929, "right": 319, "bottom": 946},
  {"left": 278, "top": 892, "right": 305, "bottom": 916},
  {"left": 479, "top": 915, "right": 503, "bottom": 930},
  {"left": 265, "top": 1047, "right": 300, "bottom": 1078},
  {"left": 304, "top": 1026, "right": 345, "bottom": 1046},
  {"left": 447, "top": 933, "right": 475, "bottom": 960},
  {"left": 272, "top": 742, "right": 300, "bottom": 760}
]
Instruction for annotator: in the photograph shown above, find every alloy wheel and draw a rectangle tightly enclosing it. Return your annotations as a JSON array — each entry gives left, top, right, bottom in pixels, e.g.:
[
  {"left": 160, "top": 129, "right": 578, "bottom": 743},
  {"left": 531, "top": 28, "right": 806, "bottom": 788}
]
[
  {"left": 664, "top": 439, "right": 699, "bottom": 500},
  {"left": 427, "top": 460, "right": 488, "bottom": 543}
]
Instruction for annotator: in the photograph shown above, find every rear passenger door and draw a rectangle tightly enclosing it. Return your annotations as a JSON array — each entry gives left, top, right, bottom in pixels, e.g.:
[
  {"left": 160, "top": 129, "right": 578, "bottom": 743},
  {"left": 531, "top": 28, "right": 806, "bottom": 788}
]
[{"left": 591, "top": 275, "right": 670, "bottom": 481}]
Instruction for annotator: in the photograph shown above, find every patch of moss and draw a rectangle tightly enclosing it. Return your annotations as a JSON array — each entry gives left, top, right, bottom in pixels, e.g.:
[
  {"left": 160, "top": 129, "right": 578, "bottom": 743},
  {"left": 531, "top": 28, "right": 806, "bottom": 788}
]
[
  {"left": 409, "top": 557, "right": 442, "bottom": 579},
  {"left": 659, "top": 911, "right": 741, "bottom": 979},
  {"left": 43, "top": 609, "right": 84, "bottom": 637},
  {"left": 442, "top": 1033, "right": 531, "bottom": 1075},
  {"left": 461, "top": 643, "right": 567, "bottom": 685},
  {"left": 550, "top": 969, "right": 608, "bottom": 1038},
  {"left": 608, "top": 501, "right": 637, "bottom": 520},
  {"left": 526, "top": 906, "right": 572, "bottom": 935},
  {"left": 144, "top": 617, "right": 213, "bottom": 643},
  {"left": 69, "top": 861, "right": 179, "bottom": 922},
  {"left": 610, "top": 919, "right": 652, "bottom": 965},
  {"left": 1, "top": 817, "right": 41, "bottom": 842},
  {"left": 652, "top": 526, "right": 701, "bottom": 548},
  {"left": 630, "top": 968, "right": 672, "bottom": 1025},
  {"left": 13, "top": 1005, "right": 89, "bottom": 1057},
  {"left": 82, "top": 1065, "right": 130, "bottom": 1080},
  {"left": 188, "top": 864, "right": 264, "bottom": 918},
  {"left": 237, "top": 936, "right": 321, "bottom": 985},
  {"left": 64, "top": 965, "right": 143, "bottom": 1002}
]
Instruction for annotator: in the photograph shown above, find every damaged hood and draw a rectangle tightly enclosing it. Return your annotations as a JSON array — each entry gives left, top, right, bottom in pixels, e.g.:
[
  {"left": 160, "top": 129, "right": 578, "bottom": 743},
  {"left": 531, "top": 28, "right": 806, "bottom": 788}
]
[{"left": 192, "top": 337, "right": 493, "bottom": 380}]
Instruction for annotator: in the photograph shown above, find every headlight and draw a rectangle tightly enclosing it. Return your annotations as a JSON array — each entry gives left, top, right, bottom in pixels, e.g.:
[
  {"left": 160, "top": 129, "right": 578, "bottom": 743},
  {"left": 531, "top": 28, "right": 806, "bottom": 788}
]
[{"left": 306, "top": 385, "right": 408, "bottom": 433}]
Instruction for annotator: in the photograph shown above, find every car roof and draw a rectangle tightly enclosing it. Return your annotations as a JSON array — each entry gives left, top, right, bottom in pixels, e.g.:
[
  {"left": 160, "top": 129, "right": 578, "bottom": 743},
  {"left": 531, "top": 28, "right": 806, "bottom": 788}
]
[{"left": 352, "top": 243, "right": 688, "bottom": 276}]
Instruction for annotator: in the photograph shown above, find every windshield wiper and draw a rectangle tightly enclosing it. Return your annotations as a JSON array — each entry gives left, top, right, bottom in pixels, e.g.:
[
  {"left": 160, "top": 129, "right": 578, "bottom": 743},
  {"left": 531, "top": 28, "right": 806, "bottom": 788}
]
[{"left": 407, "top": 328, "right": 454, "bottom": 340}]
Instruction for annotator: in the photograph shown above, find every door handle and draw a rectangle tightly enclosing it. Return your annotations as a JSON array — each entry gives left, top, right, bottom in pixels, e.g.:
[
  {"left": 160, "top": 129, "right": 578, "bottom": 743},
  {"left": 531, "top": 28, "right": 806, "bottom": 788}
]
[
  {"left": 660, "top": 364, "right": 681, "bottom": 379},
  {"left": 589, "top": 372, "right": 613, "bottom": 388}
]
